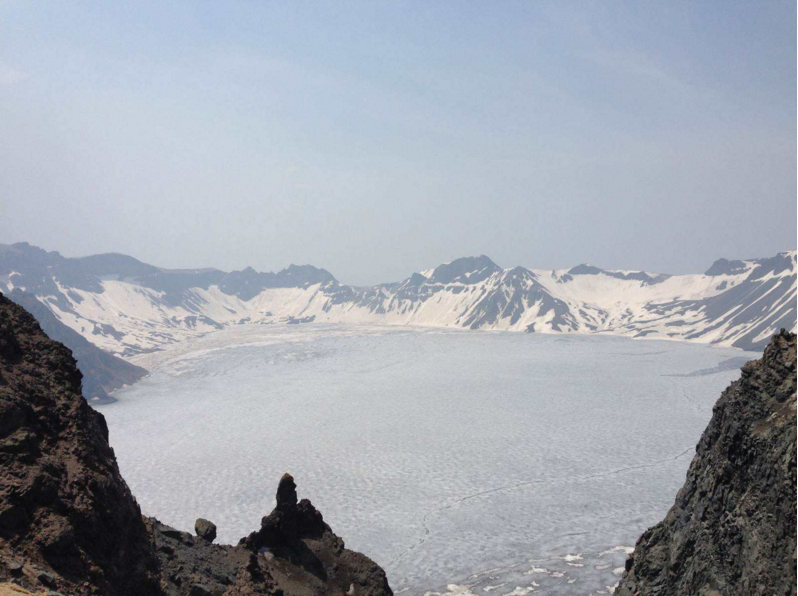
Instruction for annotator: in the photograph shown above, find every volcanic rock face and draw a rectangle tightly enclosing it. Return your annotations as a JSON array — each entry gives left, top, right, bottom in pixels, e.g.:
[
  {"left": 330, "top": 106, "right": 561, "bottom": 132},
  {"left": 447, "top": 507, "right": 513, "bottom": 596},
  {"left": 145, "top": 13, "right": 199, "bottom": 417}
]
[
  {"left": 616, "top": 330, "right": 797, "bottom": 596},
  {"left": 0, "top": 292, "right": 161, "bottom": 594},
  {"left": 0, "top": 293, "right": 392, "bottom": 595}
]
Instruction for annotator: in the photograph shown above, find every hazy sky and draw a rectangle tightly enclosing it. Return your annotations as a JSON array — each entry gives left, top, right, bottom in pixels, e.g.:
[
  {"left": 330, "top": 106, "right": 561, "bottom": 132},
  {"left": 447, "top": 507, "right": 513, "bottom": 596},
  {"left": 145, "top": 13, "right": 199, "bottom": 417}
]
[{"left": 0, "top": 1, "right": 795, "bottom": 285}]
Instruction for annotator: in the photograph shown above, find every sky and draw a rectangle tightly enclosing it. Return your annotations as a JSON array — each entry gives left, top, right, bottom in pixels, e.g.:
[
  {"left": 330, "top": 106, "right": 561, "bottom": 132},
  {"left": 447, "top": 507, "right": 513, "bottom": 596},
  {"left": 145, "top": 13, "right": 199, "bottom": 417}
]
[{"left": 0, "top": 1, "right": 795, "bottom": 286}]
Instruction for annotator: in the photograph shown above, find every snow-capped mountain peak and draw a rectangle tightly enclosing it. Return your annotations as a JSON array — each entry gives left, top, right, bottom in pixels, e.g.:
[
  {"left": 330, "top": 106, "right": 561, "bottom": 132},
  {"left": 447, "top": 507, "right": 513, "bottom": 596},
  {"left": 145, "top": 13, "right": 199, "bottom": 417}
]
[{"left": 1, "top": 243, "right": 795, "bottom": 358}]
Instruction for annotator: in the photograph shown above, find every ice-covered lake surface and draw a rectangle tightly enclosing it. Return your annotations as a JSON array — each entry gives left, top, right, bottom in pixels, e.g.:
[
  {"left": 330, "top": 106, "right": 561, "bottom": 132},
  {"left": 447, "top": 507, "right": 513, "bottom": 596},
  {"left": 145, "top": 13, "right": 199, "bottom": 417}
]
[{"left": 103, "top": 324, "right": 756, "bottom": 595}]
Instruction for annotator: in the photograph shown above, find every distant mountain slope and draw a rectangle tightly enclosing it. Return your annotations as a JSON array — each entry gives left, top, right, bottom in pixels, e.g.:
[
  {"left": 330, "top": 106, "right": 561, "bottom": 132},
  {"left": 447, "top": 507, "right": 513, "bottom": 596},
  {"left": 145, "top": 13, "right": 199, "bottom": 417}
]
[
  {"left": 1, "top": 242, "right": 795, "bottom": 357},
  {"left": 4, "top": 289, "right": 147, "bottom": 404},
  {"left": 616, "top": 330, "right": 796, "bottom": 596}
]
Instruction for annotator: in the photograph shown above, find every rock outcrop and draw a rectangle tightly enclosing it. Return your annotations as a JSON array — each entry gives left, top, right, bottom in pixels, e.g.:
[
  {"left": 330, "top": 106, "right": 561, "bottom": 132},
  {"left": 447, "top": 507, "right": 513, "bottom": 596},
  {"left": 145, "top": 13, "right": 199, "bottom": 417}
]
[
  {"left": 616, "top": 329, "right": 797, "bottom": 596},
  {"left": 0, "top": 292, "right": 392, "bottom": 595},
  {"left": 0, "top": 292, "right": 162, "bottom": 594},
  {"left": 239, "top": 474, "right": 392, "bottom": 596},
  {"left": 153, "top": 475, "right": 391, "bottom": 596}
]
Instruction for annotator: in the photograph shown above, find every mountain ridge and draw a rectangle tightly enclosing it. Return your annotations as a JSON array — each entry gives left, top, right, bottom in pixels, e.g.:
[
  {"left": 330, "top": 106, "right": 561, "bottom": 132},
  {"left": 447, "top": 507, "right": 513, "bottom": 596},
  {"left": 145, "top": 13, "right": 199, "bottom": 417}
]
[{"left": 1, "top": 242, "right": 795, "bottom": 358}]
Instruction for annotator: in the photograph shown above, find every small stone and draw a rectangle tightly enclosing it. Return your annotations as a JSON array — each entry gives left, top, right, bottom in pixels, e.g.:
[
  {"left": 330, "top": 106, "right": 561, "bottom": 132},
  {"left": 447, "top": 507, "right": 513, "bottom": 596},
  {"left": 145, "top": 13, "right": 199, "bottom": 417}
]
[
  {"left": 37, "top": 571, "right": 56, "bottom": 586},
  {"left": 195, "top": 518, "right": 217, "bottom": 543}
]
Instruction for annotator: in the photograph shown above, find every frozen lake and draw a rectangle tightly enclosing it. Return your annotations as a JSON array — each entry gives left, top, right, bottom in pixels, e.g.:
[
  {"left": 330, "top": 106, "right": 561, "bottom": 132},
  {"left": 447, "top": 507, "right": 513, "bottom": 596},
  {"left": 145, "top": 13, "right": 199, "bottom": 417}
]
[{"left": 103, "top": 324, "right": 755, "bottom": 595}]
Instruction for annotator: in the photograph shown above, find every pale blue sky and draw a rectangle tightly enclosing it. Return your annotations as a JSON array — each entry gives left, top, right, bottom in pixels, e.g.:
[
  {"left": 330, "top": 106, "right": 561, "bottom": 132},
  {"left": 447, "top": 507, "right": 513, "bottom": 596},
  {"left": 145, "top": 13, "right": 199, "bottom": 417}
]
[{"left": 0, "top": 1, "right": 795, "bottom": 285}]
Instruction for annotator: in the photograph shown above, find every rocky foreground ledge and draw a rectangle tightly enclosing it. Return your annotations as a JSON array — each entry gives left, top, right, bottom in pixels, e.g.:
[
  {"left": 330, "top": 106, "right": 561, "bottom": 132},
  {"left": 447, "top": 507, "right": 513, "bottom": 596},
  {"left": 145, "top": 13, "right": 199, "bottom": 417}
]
[
  {"left": 0, "top": 293, "right": 392, "bottom": 596},
  {"left": 617, "top": 329, "right": 796, "bottom": 596}
]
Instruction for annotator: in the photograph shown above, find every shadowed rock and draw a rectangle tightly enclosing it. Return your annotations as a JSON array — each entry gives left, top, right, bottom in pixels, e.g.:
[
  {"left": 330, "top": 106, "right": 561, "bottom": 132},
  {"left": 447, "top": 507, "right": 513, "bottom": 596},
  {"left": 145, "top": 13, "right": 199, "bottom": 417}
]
[
  {"left": 616, "top": 329, "right": 797, "bottom": 596},
  {"left": 276, "top": 472, "right": 298, "bottom": 507},
  {"left": 241, "top": 475, "right": 392, "bottom": 594},
  {"left": 0, "top": 292, "right": 161, "bottom": 595}
]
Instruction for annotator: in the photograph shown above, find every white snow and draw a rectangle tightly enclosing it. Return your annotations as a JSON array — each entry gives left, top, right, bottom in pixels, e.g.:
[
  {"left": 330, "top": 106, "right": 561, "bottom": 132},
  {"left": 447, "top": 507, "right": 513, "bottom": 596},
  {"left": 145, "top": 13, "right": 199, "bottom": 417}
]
[
  {"left": 102, "top": 325, "right": 753, "bottom": 594},
  {"left": 6, "top": 252, "right": 792, "bottom": 359}
]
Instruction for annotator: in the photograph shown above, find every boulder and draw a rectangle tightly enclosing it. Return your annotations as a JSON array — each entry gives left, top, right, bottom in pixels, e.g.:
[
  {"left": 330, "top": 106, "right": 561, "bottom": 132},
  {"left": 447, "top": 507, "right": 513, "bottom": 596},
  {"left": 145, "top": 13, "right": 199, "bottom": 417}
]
[{"left": 194, "top": 519, "right": 217, "bottom": 543}]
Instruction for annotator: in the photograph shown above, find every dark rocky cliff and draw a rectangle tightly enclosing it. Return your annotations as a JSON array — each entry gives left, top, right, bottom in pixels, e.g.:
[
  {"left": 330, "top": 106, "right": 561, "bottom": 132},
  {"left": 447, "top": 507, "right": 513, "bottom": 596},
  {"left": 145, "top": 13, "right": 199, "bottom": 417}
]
[
  {"left": 0, "top": 292, "right": 162, "bottom": 594},
  {"left": 616, "top": 329, "right": 796, "bottom": 596},
  {"left": 0, "top": 292, "right": 392, "bottom": 595}
]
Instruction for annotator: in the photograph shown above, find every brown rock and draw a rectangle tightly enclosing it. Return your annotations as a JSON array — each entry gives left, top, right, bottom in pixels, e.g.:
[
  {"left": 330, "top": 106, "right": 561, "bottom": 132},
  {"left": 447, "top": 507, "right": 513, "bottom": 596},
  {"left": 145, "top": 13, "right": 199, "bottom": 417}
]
[
  {"left": 194, "top": 519, "right": 217, "bottom": 543},
  {"left": 0, "top": 292, "right": 161, "bottom": 595}
]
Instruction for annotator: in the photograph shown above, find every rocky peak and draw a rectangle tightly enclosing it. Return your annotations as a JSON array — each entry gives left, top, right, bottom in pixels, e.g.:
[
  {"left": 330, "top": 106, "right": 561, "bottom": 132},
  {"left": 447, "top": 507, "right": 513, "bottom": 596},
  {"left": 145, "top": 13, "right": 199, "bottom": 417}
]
[
  {"left": 704, "top": 257, "right": 749, "bottom": 276},
  {"left": 427, "top": 255, "right": 501, "bottom": 285},
  {"left": 239, "top": 474, "right": 391, "bottom": 594}
]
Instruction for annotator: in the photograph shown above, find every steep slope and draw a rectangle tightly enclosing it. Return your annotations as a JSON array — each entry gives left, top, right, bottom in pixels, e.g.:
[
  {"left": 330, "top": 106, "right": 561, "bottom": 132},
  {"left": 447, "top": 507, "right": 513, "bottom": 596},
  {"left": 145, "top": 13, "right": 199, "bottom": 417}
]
[
  {"left": 6, "top": 289, "right": 147, "bottom": 404},
  {"left": 616, "top": 330, "right": 796, "bottom": 596},
  {"left": 0, "top": 293, "right": 392, "bottom": 595},
  {"left": 0, "top": 292, "right": 162, "bottom": 594},
  {"left": 1, "top": 243, "right": 795, "bottom": 359}
]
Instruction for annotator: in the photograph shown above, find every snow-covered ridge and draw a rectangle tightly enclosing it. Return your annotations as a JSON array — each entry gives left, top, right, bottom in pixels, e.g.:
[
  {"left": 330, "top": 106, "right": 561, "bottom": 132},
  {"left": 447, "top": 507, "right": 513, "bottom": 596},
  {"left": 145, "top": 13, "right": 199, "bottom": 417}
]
[{"left": 1, "top": 242, "right": 795, "bottom": 357}]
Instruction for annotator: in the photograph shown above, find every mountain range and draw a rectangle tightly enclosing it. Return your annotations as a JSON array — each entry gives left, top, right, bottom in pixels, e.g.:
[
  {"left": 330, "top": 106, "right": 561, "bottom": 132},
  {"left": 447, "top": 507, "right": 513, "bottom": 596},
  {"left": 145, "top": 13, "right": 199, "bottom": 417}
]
[{"left": 1, "top": 242, "right": 795, "bottom": 387}]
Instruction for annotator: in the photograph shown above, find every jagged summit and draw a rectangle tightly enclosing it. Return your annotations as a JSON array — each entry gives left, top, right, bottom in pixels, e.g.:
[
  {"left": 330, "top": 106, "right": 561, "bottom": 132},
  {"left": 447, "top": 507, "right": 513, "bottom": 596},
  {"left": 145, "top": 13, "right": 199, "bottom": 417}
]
[{"left": 704, "top": 250, "right": 797, "bottom": 278}]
